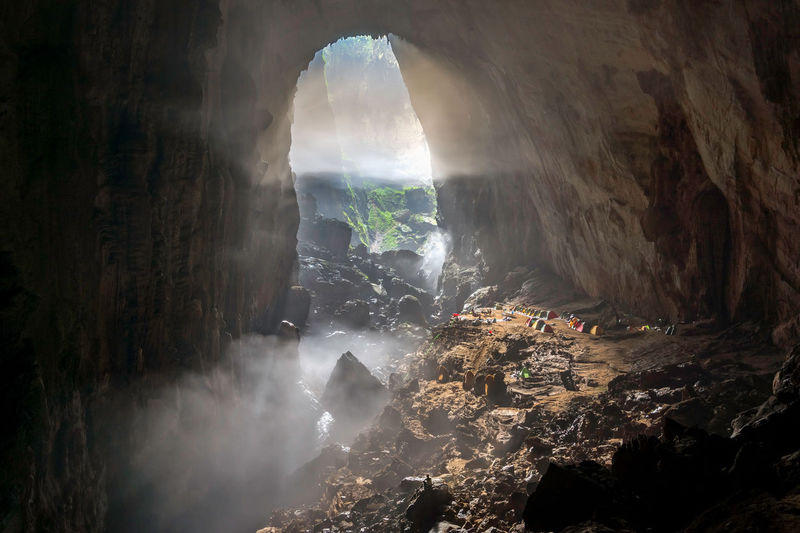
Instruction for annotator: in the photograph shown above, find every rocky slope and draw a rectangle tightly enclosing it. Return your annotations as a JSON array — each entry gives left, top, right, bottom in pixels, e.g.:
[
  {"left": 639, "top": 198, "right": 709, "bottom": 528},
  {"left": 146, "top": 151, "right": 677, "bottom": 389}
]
[
  {"left": 263, "top": 274, "right": 793, "bottom": 531},
  {"left": 2, "top": 0, "right": 799, "bottom": 530}
]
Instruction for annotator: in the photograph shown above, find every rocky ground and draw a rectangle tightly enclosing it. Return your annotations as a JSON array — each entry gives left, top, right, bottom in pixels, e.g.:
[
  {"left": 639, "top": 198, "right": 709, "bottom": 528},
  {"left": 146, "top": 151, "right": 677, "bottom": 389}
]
[{"left": 261, "top": 271, "right": 800, "bottom": 532}]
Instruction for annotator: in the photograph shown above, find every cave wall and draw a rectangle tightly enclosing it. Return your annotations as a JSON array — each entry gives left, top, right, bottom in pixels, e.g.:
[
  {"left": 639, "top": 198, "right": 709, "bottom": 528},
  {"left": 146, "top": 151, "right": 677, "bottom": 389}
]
[
  {"left": 388, "top": 1, "right": 800, "bottom": 340},
  {"left": 1, "top": 0, "right": 798, "bottom": 529},
  {"left": 0, "top": 1, "right": 299, "bottom": 528}
]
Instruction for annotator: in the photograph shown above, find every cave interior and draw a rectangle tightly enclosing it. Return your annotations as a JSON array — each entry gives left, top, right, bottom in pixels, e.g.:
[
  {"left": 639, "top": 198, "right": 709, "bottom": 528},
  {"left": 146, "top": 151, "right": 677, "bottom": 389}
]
[{"left": 1, "top": 1, "right": 800, "bottom": 532}]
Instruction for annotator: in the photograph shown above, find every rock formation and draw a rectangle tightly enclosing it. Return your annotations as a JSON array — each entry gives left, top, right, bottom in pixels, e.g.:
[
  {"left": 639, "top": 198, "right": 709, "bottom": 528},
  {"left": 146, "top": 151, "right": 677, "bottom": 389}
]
[{"left": 321, "top": 351, "right": 389, "bottom": 422}]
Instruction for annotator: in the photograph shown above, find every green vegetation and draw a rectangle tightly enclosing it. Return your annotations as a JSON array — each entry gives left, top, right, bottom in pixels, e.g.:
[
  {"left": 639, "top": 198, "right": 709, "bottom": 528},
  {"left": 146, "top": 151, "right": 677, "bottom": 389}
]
[{"left": 340, "top": 179, "right": 437, "bottom": 253}]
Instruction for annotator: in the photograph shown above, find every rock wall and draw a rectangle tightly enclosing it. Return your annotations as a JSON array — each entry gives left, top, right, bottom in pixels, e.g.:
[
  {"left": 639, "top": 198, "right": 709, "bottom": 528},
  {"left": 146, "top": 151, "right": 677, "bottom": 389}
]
[
  {"left": 389, "top": 1, "right": 800, "bottom": 340},
  {"left": 1, "top": 1, "right": 299, "bottom": 529},
  {"left": 1, "top": 0, "right": 798, "bottom": 530}
]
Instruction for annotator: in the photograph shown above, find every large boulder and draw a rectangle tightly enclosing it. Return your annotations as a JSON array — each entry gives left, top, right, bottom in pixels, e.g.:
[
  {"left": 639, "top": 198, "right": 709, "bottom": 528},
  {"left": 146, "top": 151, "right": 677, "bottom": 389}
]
[
  {"left": 321, "top": 352, "right": 388, "bottom": 421},
  {"left": 405, "top": 478, "right": 452, "bottom": 531},
  {"left": 461, "top": 285, "right": 499, "bottom": 312},
  {"left": 276, "top": 320, "right": 301, "bottom": 360},
  {"left": 397, "top": 295, "right": 427, "bottom": 326}
]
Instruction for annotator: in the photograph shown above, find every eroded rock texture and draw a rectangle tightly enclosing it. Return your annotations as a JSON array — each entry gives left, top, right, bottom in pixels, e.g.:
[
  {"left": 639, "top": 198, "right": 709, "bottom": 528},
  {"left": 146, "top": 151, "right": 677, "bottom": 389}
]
[{"left": 1, "top": 0, "right": 798, "bottom": 530}]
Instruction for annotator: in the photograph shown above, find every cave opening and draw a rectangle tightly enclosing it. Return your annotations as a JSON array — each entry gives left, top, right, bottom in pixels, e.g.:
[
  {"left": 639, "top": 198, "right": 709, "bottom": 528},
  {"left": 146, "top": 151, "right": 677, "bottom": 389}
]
[{"left": 286, "top": 35, "right": 445, "bottom": 406}]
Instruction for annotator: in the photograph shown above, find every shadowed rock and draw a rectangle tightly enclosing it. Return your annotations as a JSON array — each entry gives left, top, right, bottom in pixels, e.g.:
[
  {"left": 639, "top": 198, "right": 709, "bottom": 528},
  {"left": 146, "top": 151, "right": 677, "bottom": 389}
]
[
  {"left": 321, "top": 351, "right": 388, "bottom": 421},
  {"left": 398, "top": 294, "right": 427, "bottom": 326}
]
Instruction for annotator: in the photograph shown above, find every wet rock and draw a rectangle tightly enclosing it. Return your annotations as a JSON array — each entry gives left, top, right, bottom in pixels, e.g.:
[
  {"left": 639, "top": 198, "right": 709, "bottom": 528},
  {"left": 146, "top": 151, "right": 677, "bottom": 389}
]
[
  {"left": 321, "top": 351, "right": 388, "bottom": 421},
  {"left": 398, "top": 294, "right": 427, "bottom": 326}
]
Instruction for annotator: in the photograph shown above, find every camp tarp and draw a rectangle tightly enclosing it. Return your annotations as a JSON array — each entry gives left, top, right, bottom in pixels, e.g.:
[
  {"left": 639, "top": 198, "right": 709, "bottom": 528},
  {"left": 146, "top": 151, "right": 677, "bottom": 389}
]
[{"left": 590, "top": 325, "right": 603, "bottom": 335}]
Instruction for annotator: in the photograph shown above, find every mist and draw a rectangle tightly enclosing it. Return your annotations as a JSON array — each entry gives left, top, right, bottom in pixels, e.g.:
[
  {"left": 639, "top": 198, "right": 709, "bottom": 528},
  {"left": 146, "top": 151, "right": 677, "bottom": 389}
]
[
  {"left": 419, "top": 229, "right": 449, "bottom": 290},
  {"left": 290, "top": 35, "right": 432, "bottom": 183},
  {"left": 111, "top": 324, "right": 424, "bottom": 532}
]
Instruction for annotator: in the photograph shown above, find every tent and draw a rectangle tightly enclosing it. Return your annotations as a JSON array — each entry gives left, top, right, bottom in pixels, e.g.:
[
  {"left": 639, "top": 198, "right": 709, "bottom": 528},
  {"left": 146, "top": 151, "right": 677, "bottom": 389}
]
[
  {"left": 538, "top": 322, "right": 554, "bottom": 333},
  {"left": 533, "top": 319, "right": 545, "bottom": 330},
  {"left": 547, "top": 310, "right": 559, "bottom": 319},
  {"left": 590, "top": 325, "right": 603, "bottom": 335},
  {"left": 576, "top": 321, "right": 585, "bottom": 333},
  {"left": 463, "top": 370, "right": 476, "bottom": 390}
]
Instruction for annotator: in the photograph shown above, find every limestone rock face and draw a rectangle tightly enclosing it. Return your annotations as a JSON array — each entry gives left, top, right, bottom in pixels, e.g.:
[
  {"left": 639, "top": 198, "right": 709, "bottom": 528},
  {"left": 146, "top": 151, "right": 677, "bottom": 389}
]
[{"left": 2, "top": 0, "right": 799, "bottom": 529}]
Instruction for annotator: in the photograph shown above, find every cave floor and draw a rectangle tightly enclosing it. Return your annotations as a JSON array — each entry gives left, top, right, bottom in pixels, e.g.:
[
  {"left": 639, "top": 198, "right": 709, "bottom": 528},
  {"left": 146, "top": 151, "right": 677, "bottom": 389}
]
[{"left": 263, "top": 301, "right": 785, "bottom": 532}]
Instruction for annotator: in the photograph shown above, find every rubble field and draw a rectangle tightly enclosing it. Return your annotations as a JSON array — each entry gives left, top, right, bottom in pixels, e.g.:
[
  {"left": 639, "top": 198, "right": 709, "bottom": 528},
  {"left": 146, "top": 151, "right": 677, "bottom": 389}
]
[{"left": 263, "top": 299, "right": 797, "bottom": 532}]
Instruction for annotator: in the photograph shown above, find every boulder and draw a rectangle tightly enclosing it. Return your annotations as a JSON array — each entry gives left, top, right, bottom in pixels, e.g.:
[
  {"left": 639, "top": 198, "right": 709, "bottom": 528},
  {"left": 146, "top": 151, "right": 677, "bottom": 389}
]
[
  {"left": 397, "top": 294, "right": 427, "bottom": 326},
  {"left": 461, "top": 285, "right": 499, "bottom": 312},
  {"left": 321, "top": 351, "right": 388, "bottom": 421},
  {"left": 276, "top": 320, "right": 300, "bottom": 359},
  {"left": 405, "top": 477, "right": 452, "bottom": 531}
]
